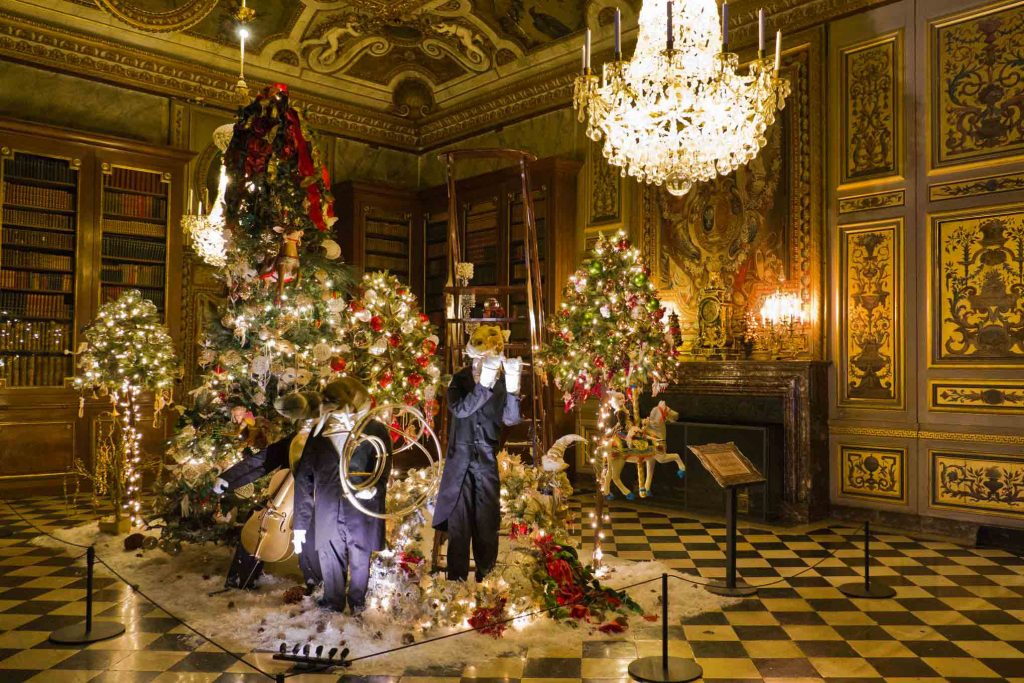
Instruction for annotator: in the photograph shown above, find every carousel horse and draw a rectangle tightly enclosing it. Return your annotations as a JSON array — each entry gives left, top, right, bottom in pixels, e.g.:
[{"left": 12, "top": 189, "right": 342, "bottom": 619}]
[{"left": 604, "top": 401, "right": 686, "bottom": 500}]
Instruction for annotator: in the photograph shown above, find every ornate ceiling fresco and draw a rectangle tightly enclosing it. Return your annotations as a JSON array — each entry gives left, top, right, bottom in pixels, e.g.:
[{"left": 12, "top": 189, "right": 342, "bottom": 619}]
[{"left": 1, "top": 0, "right": 890, "bottom": 150}]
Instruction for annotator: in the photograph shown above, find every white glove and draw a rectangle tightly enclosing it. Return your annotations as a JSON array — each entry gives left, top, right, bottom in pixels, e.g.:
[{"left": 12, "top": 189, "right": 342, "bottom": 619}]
[
  {"left": 479, "top": 355, "right": 502, "bottom": 389},
  {"left": 355, "top": 488, "right": 378, "bottom": 500},
  {"left": 503, "top": 357, "right": 522, "bottom": 394},
  {"left": 292, "top": 529, "right": 307, "bottom": 555},
  {"left": 212, "top": 478, "right": 229, "bottom": 495}
]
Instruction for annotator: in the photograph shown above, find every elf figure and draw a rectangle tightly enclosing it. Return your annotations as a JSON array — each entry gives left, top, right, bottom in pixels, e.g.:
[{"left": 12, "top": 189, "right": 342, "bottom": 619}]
[
  {"left": 292, "top": 378, "right": 391, "bottom": 613},
  {"left": 433, "top": 325, "right": 522, "bottom": 582}
]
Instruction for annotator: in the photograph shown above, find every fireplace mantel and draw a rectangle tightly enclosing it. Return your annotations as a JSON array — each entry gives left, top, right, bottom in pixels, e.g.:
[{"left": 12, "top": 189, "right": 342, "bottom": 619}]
[{"left": 645, "top": 360, "right": 830, "bottom": 524}]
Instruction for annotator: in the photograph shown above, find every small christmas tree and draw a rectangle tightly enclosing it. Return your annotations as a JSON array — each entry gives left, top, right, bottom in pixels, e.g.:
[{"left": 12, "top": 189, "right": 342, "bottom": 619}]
[
  {"left": 73, "top": 289, "right": 179, "bottom": 530},
  {"left": 541, "top": 231, "right": 673, "bottom": 561},
  {"left": 339, "top": 271, "right": 443, "bottom": 422}
]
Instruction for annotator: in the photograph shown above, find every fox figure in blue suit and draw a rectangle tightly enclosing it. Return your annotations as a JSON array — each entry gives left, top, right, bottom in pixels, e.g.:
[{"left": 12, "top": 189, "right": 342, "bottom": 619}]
[
  {"left": 433, "top": 325, "right": 522, "bottom": 582},
  {"left": 291, "top": 378, "right": 391, "bottom": 613}
]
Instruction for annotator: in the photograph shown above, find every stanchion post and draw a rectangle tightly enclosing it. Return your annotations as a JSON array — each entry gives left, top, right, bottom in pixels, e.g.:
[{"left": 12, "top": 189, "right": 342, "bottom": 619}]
[
  {"left": 49, "top": 546, "right": 126, "bottom": 644},
  {"left": 706, "top": 486, "right": 757, "bottom": 597},
  {"left": 84, "top": 546, "right": 93, "bottom": 633},
  {"left": 838, "top": 521, "right": 895, "bottom": 599},
  {"left": 625, "top": 575, "right": 702, "bottom": 683},
  {"left": 661, "top": 573, "right": 668, "bottom": 669}
]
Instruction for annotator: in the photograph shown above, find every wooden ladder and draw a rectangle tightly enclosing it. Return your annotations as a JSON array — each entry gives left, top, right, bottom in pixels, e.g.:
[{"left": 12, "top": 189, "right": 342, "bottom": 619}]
[{"left": 431, "top": 148, "right": 551, "bottom": 572}]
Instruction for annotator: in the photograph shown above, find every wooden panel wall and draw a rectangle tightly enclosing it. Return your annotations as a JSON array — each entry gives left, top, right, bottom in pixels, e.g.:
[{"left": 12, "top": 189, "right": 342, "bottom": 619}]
[{"left": 829, "top": 0, "right": 1024, "bottom": 530}]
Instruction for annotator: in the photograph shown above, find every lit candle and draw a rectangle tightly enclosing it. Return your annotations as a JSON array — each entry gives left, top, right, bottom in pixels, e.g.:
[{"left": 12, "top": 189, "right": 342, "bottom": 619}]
[
  {"left": 614, "top": 8, "right": 621, "bottom": 58},
  {"left": 584, "top": 27, "right": 591, "bottom": 70},
  {"left": 758, "top": 8, "right": 765, "bottom": 52},
  {"left": 581, "top": 44, "right": 586, "bottom": 72},
  {"left": 239, "top": 27, "right": 248, "bottom": 78},
  {"left": 722, "top": 1, "right": 729, "bottom": 49},
  {"left": 667, "top": 0, "right": 674, "bottom": 51},
  {"left": 188, "top": 188, "right": 193, "bottom": 212},
  {"left": 774, "top": 30, "right": 781, "bottom": 71}
]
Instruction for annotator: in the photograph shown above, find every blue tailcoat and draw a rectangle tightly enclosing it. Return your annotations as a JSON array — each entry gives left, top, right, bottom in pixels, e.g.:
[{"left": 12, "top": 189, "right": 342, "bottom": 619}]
[
  {"left": 292, "top": 419, "right": 391, "bottom": 554},
  {"left": 432, "top": 366, "right": 521, "bottom": 529}
]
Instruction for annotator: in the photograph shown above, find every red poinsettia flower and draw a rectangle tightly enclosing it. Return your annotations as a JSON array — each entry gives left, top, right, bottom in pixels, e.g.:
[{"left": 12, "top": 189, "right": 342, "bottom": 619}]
[
  {"left": 379, "top": 371, "right": 393, "bottom": 388},
  {"left": 569, "top": 604, "right": 590, "bottom": 621},
  {"left": 407, "top": 373, "right": 423, "bottom": 388},
  {"left": 415, "top": 355, "right": 430, "bottom": 368}
]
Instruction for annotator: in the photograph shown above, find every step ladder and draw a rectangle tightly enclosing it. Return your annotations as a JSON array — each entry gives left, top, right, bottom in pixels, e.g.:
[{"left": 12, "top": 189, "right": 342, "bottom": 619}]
[{"left": 431, "top": 148, "right": 551, "bottom": 572}]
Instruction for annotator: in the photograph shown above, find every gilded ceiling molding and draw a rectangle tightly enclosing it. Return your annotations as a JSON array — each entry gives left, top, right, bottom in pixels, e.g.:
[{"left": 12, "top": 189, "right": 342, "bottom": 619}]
[
  {"left": 94, "top": 0, "right": 218, "bottom": 33},
  {"left": 416, "top": 70, "right": 578, "bottom": 149},
  {"left": 0, "top": 10, "right": 418, "bottom": 149}
]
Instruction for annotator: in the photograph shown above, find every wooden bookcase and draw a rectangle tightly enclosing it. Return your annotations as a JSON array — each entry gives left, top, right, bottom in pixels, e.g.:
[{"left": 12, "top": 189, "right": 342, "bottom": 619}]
[
  {"left": 419, "top": 157, "right": 581, "bottom": 348},
  {"left": 332, "top": 182, "right": 422, "bottom": 290},
  {"left": 0, "top": 119, "right": 191, "bottom": 494}
]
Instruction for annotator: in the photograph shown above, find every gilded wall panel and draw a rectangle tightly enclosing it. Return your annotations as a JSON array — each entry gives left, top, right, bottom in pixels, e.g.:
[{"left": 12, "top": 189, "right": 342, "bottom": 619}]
[
  {"left": 839, "top": 219, "right": 903, "bottom": 406},
  {"left": 931, "top": 204, "right": 1024, "bottom": 366},
  {"left": 931, "top": 1, "right": 1024, "bottom": 169},
  {"left": 929, "top": 171, "right": 1024, "bottom": 201},
  {"left": 838, "top": 189, "right": 905, "bottom": 215},
  {"left": 840, "top": 33, "right": 901, "bottom": 183},
  {"left": 840, "top": 445, "right": 905, "bottom": 502},
  {"left": 930, "top": 380, "right": 1024, "bottom": 414},
  {"left": 586, "top": 144, "right": 622, "bottom": 226},
  {"left": 931, "top": 450, "right": 1024, "bottom": 518}
]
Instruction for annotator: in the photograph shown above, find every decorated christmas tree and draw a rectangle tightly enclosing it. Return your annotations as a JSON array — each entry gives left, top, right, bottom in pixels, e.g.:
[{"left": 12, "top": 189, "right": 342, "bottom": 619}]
[
  {"left": 158, "top": 84, "right": 444, "bottom": 544},
  {"left": 72, "top": 289, "right": 179, "bottom": 530},
  {"left": 159, "top": 84, "right": 354, "bottom": 542},
  {"left": 541, "top": 231, "right": 674, "bottom": 561}
]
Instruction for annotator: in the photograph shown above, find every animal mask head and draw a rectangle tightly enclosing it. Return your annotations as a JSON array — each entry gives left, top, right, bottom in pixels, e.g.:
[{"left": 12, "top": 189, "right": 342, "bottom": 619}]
[
  {"left": 321, "top": 377, "right": 372, "bottom": 415},
  {"left": 466, "top": 325, "right": 509, "bottom": 359},
  {"left": 274, "top": 391, "right": 318, "bottom": 422}
]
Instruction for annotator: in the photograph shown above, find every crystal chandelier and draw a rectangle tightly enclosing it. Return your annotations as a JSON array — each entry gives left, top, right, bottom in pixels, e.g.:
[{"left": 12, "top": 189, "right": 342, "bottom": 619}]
[
  {"left": 574, "top": 0, "right": 790, "bottom": 196},
  {"left": 181, "top": 124, "right": 231, "bottom": 267}
]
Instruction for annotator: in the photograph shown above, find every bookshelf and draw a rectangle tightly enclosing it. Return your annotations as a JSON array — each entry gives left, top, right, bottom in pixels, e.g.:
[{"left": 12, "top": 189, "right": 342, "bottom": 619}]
[
  {"left": 333, "top": 181, "right": 422, "bottom": 291},
  {"left": 100, "top": 166, "right": 169, "bottom": 318},
  {"left": 0, "top": 118, "right": 191, "bottom": 494},
  {"left": 0, "top": 151, "right": 78, "bottom": 387},
  {"left": 419, "top": 157, "right": 578, "bottom": 326},
  {"left": 423, "top": 208, "right": 448, "bottom": 331}
]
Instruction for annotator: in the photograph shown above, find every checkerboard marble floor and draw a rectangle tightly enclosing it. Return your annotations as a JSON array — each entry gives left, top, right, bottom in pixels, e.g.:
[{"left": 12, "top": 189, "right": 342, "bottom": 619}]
[{"left": 2, "top": 494, "right": 1024, "bottom": 683}]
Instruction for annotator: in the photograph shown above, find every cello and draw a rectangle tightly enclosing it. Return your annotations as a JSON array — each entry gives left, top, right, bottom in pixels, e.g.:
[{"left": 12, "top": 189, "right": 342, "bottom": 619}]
[{"left": 239, "top": 399, "right": 315, "bottom": 563}]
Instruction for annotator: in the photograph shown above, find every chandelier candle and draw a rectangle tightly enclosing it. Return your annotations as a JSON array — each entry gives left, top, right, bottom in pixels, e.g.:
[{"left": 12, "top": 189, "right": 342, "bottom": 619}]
[
  {"left": 722, "top": 1, "right": 728, "bottom": 48},
  {"left": 573, "top": 0, "right": 790, "bottom": 196},
  {"left": 775, "top": 29, "right": 781, "bottom": 72},
  {"left": 585, "top": 27, "right": 591, "bottom": 70},
  {"left": 614, "top": 8, "right": 622, "bottom": 58},
  {"left": 758, "top": 7, "right": 765, "bottom": 52},
  {"left": 666, "top": 0, "right": 674, "bottom": 50}
]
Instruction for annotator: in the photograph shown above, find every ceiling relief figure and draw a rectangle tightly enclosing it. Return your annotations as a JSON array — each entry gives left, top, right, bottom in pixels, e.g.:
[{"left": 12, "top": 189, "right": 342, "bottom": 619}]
[
  {"left": 479, "top": 0, "right": 587, "bottom": 49},
  {"left": 299, "top": 0, "right": 520, "bottom": 87}
]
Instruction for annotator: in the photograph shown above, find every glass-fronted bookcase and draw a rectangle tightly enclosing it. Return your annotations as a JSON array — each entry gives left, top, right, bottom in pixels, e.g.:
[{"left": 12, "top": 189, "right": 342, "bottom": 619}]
[{"left": 0, "top": 119, "right": 191, "bottom": 492}]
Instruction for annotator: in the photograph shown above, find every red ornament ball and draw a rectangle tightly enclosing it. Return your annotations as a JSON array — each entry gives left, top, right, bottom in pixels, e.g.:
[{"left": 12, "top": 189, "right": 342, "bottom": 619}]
[
  {"left": 330, "top": 357, "right": 347, "bottom": 372},
  {"left": 379, "top": 371, "right": 393, "bottom": 388},
  {"left": 388, "top": 334, "right": 401, "bottom": 348},
  {"left": 408, "top": 373, "right": 423, "bottom": 388},
  {"left": 370, "top": 316, "right": 384, "bottom": 332}
]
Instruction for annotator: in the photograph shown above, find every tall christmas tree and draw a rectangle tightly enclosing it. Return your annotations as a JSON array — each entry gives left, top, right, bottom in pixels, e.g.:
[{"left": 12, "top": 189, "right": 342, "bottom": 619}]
[
  {"left": 541, "top": 231, "right": 674, "bottom": 562},
  {"left": 159, "top": 84, "right": 443, "bottom": 544},
  {"left": 160, "top": 84, "right": 351, "bottom": 542}
]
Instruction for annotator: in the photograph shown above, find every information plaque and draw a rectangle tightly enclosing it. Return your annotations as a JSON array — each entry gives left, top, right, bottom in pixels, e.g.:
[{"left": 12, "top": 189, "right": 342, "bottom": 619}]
[{"left": 687, "top": 441, "right": 765, "bottom": 489}]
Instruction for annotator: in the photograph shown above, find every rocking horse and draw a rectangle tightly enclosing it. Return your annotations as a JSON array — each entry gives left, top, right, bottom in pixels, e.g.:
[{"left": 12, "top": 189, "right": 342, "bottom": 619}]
[{"left": 603, "top": 398, "right": 686, "bottom": 500}]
